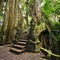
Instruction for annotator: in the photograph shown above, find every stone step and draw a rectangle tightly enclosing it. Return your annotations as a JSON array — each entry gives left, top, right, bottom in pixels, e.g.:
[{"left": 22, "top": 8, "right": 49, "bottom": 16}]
[
  {"left": 17, "top": 41, "right": 27, "bottom": 45},
  {"left": 10, "top": 48, "right": 25, "bottom": 53},
  {"left": 13, "top": 45, "right": 26, "bottom": 49},
  {"left": 20, "top": 37, "right": 28, "bottom": 40},
  {"left": 19, "top": 39, "right": 28, "bottom": 42},
  {"left": 14, "top": 39, "right": 27, "bottom": 42}
]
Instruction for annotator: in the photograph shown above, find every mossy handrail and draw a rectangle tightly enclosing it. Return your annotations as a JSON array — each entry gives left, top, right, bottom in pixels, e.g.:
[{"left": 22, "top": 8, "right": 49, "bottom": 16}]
[{"left": 40, "top": 46, "right": 60, "bottom": 57}]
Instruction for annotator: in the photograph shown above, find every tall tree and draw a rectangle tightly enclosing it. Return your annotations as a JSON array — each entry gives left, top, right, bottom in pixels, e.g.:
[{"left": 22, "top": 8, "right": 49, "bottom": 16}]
[
  {"left": 0, "top": 0, "right": 9, "bottom": 44},
  {"left": 15, "top": 0, "right": 24, "bottom": 39},
  {"left": 28, "top": 0, "right": 42, "bottom": 52},
  {"left": 5, "top": 0, "right": 15, "bottom": 43}
]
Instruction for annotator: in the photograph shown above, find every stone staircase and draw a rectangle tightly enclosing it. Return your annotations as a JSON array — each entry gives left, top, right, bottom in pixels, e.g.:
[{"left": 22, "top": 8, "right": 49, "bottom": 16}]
[{"left": 10, "top": 38, "right": 28, "bottom": 53}]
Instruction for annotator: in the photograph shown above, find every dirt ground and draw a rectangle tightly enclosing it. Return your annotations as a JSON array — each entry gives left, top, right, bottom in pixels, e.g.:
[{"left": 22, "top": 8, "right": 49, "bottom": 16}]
[{"left": 0, "top": 45, "right": 49, "bottom": 60}]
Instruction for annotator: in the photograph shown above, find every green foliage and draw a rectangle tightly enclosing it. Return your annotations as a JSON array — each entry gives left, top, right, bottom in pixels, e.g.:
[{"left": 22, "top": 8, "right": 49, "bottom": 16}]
[
  {"left": 43, "top": 0, "right": 60, "bottom": 16},
  {"left": 43, "top": 0, "right": 52, "bottom": 16},
  {"left": 51, "top": 22, "right": 60, "bottom": 41},
  {"left": 42, "top": 0, "right": 60, "bottom": 41}
]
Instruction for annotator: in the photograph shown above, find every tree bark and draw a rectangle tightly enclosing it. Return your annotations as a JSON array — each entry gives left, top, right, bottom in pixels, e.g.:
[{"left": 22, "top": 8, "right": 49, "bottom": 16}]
[
  {"left": 0, "top": 0, "right": 9, "bottom": 43},
  {"left": 28, "top": 0, "right": 42, "bottom": 52},
  {"left": 5, "top": 0, "right": 15, "bottom": 43},
  {"left": 15, "top": 0, "right": 24, "bottom": 39}
]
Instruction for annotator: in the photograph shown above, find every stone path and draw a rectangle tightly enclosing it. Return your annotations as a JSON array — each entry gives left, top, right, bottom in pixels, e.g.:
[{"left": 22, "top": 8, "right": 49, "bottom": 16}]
[{"left": 0, "top": 45, "right": 49, "bottom": 60}]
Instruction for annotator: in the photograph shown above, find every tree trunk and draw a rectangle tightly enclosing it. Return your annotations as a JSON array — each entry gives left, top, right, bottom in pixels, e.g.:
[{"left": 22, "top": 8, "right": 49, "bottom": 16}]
[
  {"left": 14, "top": 0, "right": 19, "bottom": 39},
  {"left": 35, "top": 0, "right": 41, "bottom": 24},
  {"left": 15, "top": 1, "right": 24, "bottom": 39},
  {"left": 28, "top": 0, "right": 42, "bottom": 52},
  {"left": 0, "top": 0, "right": 9, "bottom": 44},
  {"left": 14, "top": 0, "right": 19, "bottom": 28},
  {"left": 5, "top": 0, "right": 15, "bottom": 43}
]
